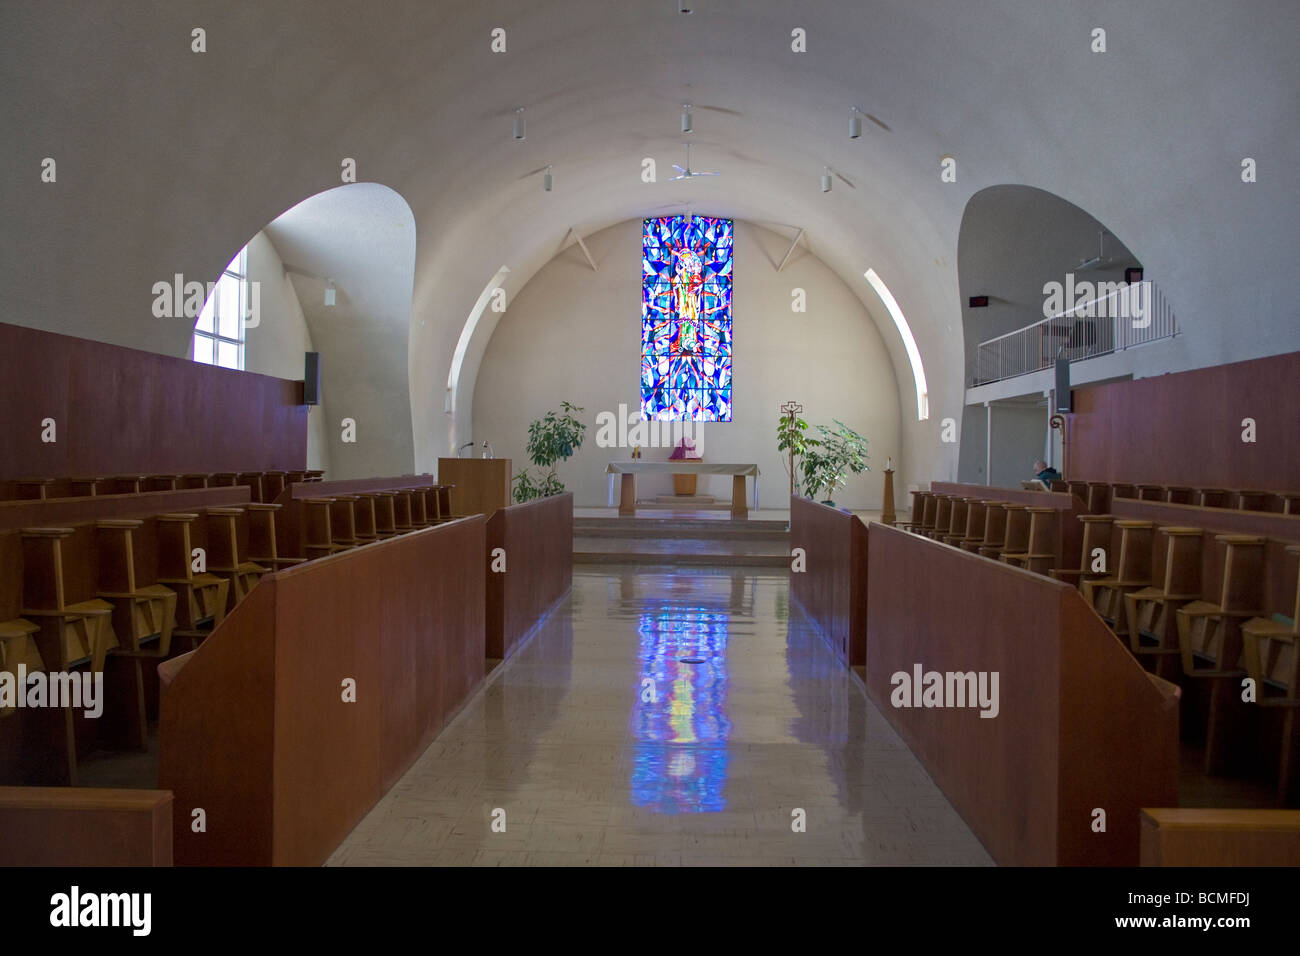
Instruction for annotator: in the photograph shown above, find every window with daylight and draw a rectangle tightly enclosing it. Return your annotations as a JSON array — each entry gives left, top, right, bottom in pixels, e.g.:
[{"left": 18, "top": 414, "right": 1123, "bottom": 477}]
[
  {"left": 193, "top": 246, "right": 248, "bottom": 370},
  {"left": 641, "top": 215, "right": 733, "bottom": 421}
]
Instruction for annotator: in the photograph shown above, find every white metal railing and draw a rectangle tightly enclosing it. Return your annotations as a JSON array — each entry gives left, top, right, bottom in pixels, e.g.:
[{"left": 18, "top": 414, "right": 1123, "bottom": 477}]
[{"left": 974, "top": 281, "right": 1176, "bottom": 385}]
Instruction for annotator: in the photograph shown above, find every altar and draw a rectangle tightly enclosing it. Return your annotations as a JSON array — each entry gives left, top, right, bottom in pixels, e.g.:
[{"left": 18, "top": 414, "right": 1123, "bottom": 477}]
[{"left": 606, "top": 461, "right": 760, "bottom": 518}]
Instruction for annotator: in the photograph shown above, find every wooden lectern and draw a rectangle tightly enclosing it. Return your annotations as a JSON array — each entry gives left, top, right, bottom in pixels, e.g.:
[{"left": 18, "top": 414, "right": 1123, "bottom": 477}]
[{"left": 437, "top": 458, "right": 512, "bottom": 518}]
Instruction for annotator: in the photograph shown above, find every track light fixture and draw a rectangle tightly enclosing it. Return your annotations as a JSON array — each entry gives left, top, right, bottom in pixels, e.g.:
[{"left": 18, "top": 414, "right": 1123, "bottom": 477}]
[
  {"left": 681, "top": 103, "right": 693, "bottom": 134},
  {"left": 821, "top": 167, "right": 832, "bottom": 193},
  {"left": 543, "top": 165, "right": 553, "bottom": 192},
  {"left": 513, "top": 107, "right": 526, "bottom": 141},
  {"left": 849, "top": 106, "right": 862, "bottom": 139}
]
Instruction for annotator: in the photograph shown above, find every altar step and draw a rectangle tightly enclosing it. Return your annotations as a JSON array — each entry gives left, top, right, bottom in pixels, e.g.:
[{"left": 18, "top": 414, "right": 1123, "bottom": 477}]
[
  {"left": 648, "top": 494, "right": 716, "bottom": 506},
  {"left": 574, "top": 515, "right": 789, "bottom": 567}
]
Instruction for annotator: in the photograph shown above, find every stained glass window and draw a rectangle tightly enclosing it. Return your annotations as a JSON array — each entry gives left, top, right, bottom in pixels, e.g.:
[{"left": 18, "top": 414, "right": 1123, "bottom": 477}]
[{"left": 641, "top": 216, "right": 733, "bottom": 421}]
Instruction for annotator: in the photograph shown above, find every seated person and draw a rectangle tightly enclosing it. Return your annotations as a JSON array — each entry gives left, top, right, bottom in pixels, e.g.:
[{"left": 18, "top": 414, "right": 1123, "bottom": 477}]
[{"left": 1033, "top": 459, "right": 1062, "bottom": 485}]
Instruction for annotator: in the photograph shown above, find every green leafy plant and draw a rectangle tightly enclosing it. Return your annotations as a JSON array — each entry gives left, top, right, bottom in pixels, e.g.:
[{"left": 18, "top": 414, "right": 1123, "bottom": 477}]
[
  {"left": 799, "top": 419, "right": 870, "bottom": 506},
  {"left": 777, "top": 413, "right": 818, "bottom": 496},
  {"left": 513, "top": 401, "right": 586, "bottom": 502}
]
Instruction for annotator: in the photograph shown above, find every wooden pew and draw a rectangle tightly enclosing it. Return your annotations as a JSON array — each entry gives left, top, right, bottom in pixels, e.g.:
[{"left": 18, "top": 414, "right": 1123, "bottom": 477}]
[
  {"left": 0, "top": 787, "right": 173, "bottom": 866},
  {"left": 932, "top": 482, "right": 1083, "bottom": 575},
  {"left": 485, "top": 493, "right": 574, "bottom": 663},
  {"left": 788, "top": 496, "right": 868, "bottom": 670},
  {"left": 1140, "top": 809, "right": 1300, "bottom": 866},
  {"left": 866, "top": 523, "right": 1179, "bottom": 865},
  {"left": 160, "top": 515, "right": 486, "bottom": 866}
]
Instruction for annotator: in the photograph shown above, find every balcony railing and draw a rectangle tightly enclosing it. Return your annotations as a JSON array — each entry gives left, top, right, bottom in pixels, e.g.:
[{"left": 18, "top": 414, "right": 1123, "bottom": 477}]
[{"left": 974, "top": 281, "right": 1176, "bottom": 386}]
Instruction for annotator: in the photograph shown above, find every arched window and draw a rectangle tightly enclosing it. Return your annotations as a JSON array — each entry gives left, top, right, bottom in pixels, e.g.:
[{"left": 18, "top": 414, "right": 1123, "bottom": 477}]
[{"left": 193, "top": 246, "right": 248, "bottom": 370}]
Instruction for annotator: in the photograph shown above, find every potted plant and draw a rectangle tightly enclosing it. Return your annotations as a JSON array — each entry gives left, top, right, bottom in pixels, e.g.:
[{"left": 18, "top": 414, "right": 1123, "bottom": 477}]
[
  {"left": 513, "top": 401, "right": 586, "bottom": 502},
  {"left": 669, "top": 435, "right": 701, "bottom": 496},
  {"left": 801, "top": 419, "right": 870, "bottom": 507}
]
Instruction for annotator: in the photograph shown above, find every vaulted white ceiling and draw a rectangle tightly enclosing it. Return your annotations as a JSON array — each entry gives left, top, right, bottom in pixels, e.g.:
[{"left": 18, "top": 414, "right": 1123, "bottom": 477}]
[{"left": 2, "top": 0, "right": 1296, "bottom": 487}]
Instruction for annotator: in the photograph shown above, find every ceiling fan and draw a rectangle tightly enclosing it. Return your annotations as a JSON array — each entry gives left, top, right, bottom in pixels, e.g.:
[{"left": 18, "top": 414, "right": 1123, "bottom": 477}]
[
  {"left": 1074, "top": 229, "right": 1116, "bottom": 272},
  {"left": 669, "top": 143, "right": 721, "bottom": 181}
]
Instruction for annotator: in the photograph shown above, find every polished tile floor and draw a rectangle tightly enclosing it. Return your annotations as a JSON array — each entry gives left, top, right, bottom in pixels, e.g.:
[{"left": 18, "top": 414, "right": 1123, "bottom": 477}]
[{"left": 327, "top": 567, "right": 994, "bottom": 866}]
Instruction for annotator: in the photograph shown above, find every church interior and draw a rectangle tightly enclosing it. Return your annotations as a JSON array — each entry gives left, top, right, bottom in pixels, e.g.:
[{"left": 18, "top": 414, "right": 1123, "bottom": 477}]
[{"left": 1, "top": 0, "right": 1298, "bottom": 881}]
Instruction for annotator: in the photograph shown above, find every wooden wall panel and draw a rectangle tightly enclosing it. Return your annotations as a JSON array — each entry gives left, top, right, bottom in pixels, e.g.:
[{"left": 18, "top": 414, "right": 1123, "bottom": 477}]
[
  {"left": 865, "top": 523, "right": 1179, "bottom": 865},
  {"left": 1068, "top": 351, "right": 1300, "bottom": 489},
  {"left": 788, "top": 496, "right": 868, "bottom": 667},
  {"left": 0, "top": 322, "right": 307, "bottom": 482},
  {"left": 485, "top": 493, "right": 573, "bottom": 661},
  {"left": 160, "top": 517, "right": 486, "bottom": 866},
  {"left": 0, "top": 787, "right": 172, "bottom": 866}
]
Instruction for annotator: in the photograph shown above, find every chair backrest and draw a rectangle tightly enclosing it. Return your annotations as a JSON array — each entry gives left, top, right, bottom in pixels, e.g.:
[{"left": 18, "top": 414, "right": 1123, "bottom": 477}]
[
  {"left": 1115, "top": 520, "right": 1155, "bottom": 582},
  {"left": 1159, "top": 527, "right": 1203, "bottom": 597},
  {"left": 1003, "top": 505, "right": 1030, "bottom": 552},
  {"left": 1217, "top": 535, "right": 1266, "bottom": 612}
]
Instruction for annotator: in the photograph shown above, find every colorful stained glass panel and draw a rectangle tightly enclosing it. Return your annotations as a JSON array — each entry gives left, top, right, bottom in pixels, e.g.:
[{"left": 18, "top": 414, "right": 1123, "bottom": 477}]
[{"left": 641, "top": 216, "right": 733, "bottom": 421}]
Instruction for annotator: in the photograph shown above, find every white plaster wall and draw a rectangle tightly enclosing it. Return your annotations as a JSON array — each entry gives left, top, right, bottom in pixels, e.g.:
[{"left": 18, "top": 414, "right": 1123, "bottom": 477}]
[
  {"left": 242, "top": 231, "right": 332, "bottom": 474},
  {"left": 472, "top": 220, "right": 902, "bottom": 509}
]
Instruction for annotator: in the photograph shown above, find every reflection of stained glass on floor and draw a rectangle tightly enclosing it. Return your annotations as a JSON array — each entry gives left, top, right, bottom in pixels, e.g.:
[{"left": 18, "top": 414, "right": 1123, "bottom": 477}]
[{"left": 630, "top": 607, "right": 732, "bottom": 814}]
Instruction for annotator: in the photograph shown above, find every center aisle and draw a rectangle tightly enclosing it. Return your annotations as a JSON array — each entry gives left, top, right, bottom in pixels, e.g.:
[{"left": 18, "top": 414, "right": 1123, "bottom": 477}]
[{"left": 328, "top": 568, "right": 993, "bottom": 866}]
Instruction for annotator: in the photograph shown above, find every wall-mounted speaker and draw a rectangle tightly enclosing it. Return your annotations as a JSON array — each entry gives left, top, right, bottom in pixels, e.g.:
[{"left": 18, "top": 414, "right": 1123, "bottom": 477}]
[
  {"left": 1054, "top": 357, "right": 1072, "bottom": 413},
  {"left": 969, "top": 295, "right": 989, "bottom": 308},
  {"left": 304, "top": 352, "right": 321, "bottom": 406},
  {"left": 1125, "top": 267, "right": 1144, "bottom": 283}
]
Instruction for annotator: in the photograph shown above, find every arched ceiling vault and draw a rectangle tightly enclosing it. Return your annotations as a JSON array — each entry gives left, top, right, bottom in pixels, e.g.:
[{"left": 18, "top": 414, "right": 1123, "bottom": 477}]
[{"left": 3, "top": 1, "right": 1297, "bottom": 488}]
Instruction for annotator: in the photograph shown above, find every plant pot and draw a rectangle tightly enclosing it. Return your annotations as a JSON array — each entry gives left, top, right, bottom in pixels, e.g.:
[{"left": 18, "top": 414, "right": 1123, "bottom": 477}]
[{"left": 673, "top": 473, "right": 697, "bottom": 496}]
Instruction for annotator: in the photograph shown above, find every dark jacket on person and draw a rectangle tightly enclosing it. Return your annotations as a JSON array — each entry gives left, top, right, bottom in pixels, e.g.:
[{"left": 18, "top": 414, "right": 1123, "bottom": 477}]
[{"left": 1035, "top": 467, "right": 1062, "bottom": 484}]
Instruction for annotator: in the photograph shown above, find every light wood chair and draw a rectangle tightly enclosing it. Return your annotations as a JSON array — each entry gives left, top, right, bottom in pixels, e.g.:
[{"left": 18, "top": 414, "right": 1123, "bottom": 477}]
[
  {"left": 1082, "top": 520, "right": 1155, "bottom": 634},
  {"left": 19, "top": 526, "right": 119, "bottom": 783},
  {"left": 1051, "top": 514, "right": 1115, "bottom": 588},
  {"left": 1177, "top": 534, "right": 1267, "bottom": 775},
  {"left": 1196, "top": 487, "right": 1230, "bottom": 508},
  {"left": 1241, "top": 544, "right": 1300, "bottom": 803},
  {"left": 1124, "top": 526, "right": 1204, "bottom": 677},
  {"left": 156, "top": 513, "right": 229, "bottom": 648},
  {"left": 94, "top": 518, "right": 178, "bottom": 746},
  {"left": 940, "top": 498, "right": 969, "bottom": 546},
  {"left": 957, "top": 499, "right": 987, "bottom": 551},
  {"left": 204, "top": 508, "right": 269, "bottom": 609}
]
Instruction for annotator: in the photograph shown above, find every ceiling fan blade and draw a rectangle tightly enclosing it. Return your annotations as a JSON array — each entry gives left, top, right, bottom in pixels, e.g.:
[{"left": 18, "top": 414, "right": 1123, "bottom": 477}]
[
  {"left": 517, "top": 165, "right": 550, "bottom": 180},
  {"left": 672, "top": 165, "right": 688, "bottom": 174},
  {"left": 694, "top": 171, "right": 721, "bottom": 176},
  {"left": 694, "top": 104, "right": 743, "bottom": 117},
  {"left": 834, "top": 171, "right": 857, "bottom": 189}
]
